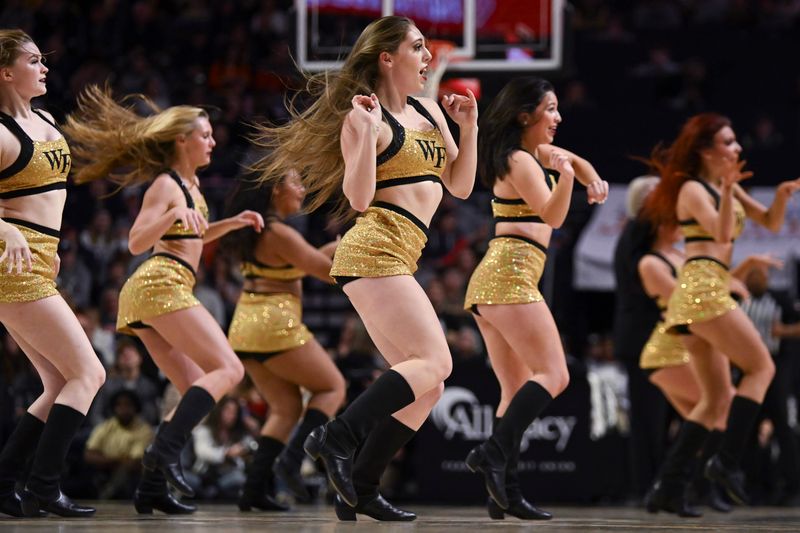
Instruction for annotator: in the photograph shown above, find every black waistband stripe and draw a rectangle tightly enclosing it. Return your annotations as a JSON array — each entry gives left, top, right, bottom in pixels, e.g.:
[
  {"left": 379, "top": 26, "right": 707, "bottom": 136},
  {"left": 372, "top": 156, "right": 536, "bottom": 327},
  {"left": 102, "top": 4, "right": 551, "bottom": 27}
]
[
  {"left": 371, "top": 201, "right": 429, "bottom": 235},
  {"left": 3, "top": 217, "right": 61, "bottom": 238},
  {"left": 150, "top": 252, "right": 197, "bottom": 278}
]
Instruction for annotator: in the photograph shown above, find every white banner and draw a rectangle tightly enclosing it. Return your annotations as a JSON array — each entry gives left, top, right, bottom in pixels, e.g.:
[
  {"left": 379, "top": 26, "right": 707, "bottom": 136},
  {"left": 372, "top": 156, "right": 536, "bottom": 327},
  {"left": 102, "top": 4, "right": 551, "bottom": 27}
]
[{"left": 574, "top": 185, "right": 800, "bottom": 291}]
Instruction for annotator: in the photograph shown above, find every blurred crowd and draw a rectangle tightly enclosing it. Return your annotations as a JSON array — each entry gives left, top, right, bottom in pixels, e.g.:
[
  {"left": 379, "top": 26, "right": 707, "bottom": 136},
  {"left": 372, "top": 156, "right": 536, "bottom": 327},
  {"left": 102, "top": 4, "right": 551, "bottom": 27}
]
[{"left": 0, "top": 0, "right": 799, "bottom": 504}]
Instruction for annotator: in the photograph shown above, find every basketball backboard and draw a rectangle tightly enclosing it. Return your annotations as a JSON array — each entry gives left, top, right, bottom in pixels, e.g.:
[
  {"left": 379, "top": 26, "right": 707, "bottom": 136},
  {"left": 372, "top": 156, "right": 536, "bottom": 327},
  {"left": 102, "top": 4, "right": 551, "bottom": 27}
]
[{"left": 296, "top": 0, "right": 564, "bottom": 72}]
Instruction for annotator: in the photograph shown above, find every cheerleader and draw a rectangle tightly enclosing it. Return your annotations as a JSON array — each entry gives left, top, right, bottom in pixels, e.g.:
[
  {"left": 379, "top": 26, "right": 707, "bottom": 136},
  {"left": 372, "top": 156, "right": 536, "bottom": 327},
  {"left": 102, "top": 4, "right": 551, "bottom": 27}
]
[
  {"left": 63, "top": 86, "right": 262, "bottom": 514},
  {"left": 0, "top": 29, "right": 104, "bottom": 518},
  {"left": 250, "top": 16, "right": 478, "bottom": 520},
  {"left": 221, "top": 173, "right": 345, "bottom": 511},
  {"left": 462, "top": 77, "right": 608, "bottom": 518},
  {"left": 641, "top": 113, "right": 800, "bottom": 509}
]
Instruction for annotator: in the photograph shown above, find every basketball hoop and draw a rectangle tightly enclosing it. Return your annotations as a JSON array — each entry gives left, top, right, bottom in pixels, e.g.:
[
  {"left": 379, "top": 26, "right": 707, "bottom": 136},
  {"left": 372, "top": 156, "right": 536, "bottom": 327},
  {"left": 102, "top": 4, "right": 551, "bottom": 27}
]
[
  {"left": 425, "top": 39, "right": 481, "bottom": 101},
  {"left": 427, "top": 39, "right": 459, "bottom": 70}
]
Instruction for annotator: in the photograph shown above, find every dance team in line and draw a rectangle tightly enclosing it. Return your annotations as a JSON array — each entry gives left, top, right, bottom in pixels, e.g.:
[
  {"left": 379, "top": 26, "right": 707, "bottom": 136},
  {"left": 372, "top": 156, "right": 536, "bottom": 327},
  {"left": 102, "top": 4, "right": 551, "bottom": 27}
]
[{"left": 0, "top": 16, "right": 797, "bottom": 521}]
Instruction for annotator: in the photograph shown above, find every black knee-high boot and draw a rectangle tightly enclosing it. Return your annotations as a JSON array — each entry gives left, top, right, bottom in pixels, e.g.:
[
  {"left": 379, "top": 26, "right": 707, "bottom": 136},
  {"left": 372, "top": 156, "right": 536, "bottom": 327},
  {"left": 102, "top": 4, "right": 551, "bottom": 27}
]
[
  {"left": 239, "top": 436, "right": 289, "bottom": 512},
  {"left": 274, "top": 408, "right": 328, "bottom": 500},
  {"left": 142, "top": 386, "right": 215, "bottom": 497},
  {"left": 21, "top": 404, "right": 95, "bottom": 517},
  {"left": 0, "top": 413, "right": 44, "bottom": 517},
  {"left": 335, "top": 416, "right": 417, "bottom": 521},
  {"left": 705, "top": 395, "right": 762, "bottom": 505},
  {"left": 134, "top": 421, "right": 196, "bottom": 515},
  {"left": 645, "top": 420, "right": 707, "bottom": 517},
  {"left": 304, "top": 370, "right": 415, "bottom": 506},
  {"left": 466, "top": 381, "right": 552, "bottom": 510},
  {"left": 693, "top": 430, "right": 731, "bottom": 512},
  {"left": 486, "top": 416, "right": 552, "bottom": 520}
]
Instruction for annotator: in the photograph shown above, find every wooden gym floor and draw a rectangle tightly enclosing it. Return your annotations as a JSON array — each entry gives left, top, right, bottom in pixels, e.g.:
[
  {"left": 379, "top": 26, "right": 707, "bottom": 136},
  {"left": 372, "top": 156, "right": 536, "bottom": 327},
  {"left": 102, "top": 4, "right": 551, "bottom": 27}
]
[{"left": 3, "top": 503, "right": 800, "bottom": 532}]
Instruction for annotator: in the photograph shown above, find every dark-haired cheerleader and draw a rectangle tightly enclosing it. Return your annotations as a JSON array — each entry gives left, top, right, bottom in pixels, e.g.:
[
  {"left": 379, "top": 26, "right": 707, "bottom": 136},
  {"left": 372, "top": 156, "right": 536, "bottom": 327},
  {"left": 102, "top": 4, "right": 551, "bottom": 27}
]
[
  {"left": 221, "top": 172, "right": 344, "bottom": 511},
  {"left": 463, "top": 76, "right": 608, "bottom": 519}
]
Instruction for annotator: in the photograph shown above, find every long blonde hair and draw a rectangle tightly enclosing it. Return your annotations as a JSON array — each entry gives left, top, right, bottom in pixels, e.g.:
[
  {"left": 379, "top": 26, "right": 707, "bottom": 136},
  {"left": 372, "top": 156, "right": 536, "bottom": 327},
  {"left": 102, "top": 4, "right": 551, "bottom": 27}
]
[
  {"left": 0, "top": 29, "right": 33, "bottom": 68},
  {"left": 250, "top": 16, "right": 414, "bottom": 221},
  {"left": 63, "top": 85, "right": 208, "bottom": 186}
]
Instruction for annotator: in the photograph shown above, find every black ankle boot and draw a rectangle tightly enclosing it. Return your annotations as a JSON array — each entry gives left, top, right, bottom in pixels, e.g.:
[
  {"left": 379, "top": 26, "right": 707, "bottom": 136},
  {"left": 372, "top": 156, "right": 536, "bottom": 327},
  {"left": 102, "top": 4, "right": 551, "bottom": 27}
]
[
  {"left": 144, "top": 387, "right": 216, "bottom": 497},
  {"left": 495, "top": 416, "right": 552, "bottom": 521},
  {"left": 239, "top": 436, "right": 289, "bottom": 512},
  {"left": 465, "top": 440, "right": 508, "bottom": 509},
  {"left": 648, "top": 419, "right": 709, "bottom": 517},
  {"left": 20, "top": 488, "right": 96, "bottom": 518},
  {"left": 0, "top": 492, "right": 26, "bottom": 517},
  {"left": 345, "top": 416, "right": 416, "bottom": 521},
  {"left": 307, "top": 371, "right": 416, "bottom": 507},
  {"left": 705, "top": 455, "right": 748, "bottom": 505},
  {"left": 304, "top": 423, "right": 357, "bottom": 506},
  {"left": 707, "top": 481, "right": 733, "bottom": 512},
  {"left": 237, "top": 491, "right": 289, "bottom": 512},
  {"left": 134, "top": 422, "right": 196, "bottom": 515},
  {"left": 334, "top": 494, "right": 416, "bottom": 521},
  {"left": 274, "top": 408, "right": 326, "bottom": 501},
  {"left": 24, "top": 404, "right": 92, "bottom": 516},
  {"left": 707, "top": 396, "right": 761, "bottom": 506},
  {"left": 471, "top": 382, "right": 553, "bottom": 511},
  {"left": 142, "top": 444, "right": 194, "bottom": 497},
  {"left": 487, "top": 496, "right": 552, "bottom": 520},
  {"left": 272, "top": 455, "right": 307, "bottom": 502},
  {"left": 134, "top": 488, "right": 196, "bottom": 515},
  {"left": 644, "top": 480, "right": 702, "bottom": 518},
  {"left": 0, "top": 412, "right": 45, "bottom": 512},
  {"left": 691, "top": 429, "right": 731, "bottom": 512}
]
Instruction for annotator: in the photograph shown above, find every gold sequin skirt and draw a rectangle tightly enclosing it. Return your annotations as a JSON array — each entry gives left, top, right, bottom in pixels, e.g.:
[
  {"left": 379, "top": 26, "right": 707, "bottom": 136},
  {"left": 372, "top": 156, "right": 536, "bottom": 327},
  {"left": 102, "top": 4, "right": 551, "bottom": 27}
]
[
  {"left": 664, "top": 256, "right": 737, "bottom": 334},
  {"left": 640, "top": 321, "right": 690, "bottom": 369},
  {"left": 330, "top": 202, "right": 427, "bottom": 280},
  {"left": 0, "top": 220, "right": 59, "bottom": 303},
  {"left": 464, "top": 235, "right": 547, "bottom": 310},
  {"left": 228, "top": 291, "right": 312, "bottom": 359},
  {"left": 117, "top": 253, "right": 200, "bottom": 335}
]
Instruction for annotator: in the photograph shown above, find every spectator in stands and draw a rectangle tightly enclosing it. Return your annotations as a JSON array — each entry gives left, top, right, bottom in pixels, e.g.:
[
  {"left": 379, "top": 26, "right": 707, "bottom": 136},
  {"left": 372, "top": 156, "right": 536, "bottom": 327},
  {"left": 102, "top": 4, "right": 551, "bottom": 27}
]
[
  {"left": 191, "top": 397, "right": 253, "bottom": 500},
  {"left": 90, "top": 340, "right": 160, "bottom": 427},
  {"left": 56, "top": 236, "right": 91, "bottom": 309},
  {"left": 84, "top": 390, "right": 154, "bottom": 498},
  {"left": 75, "top": 307, "right": 115, "bottom": 368}
]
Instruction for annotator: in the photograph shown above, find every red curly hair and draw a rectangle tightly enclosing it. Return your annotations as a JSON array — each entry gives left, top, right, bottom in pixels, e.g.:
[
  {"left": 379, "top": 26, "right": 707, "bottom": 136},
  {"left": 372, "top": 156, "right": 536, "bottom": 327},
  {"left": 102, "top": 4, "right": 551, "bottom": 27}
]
[{"left": 640, "top": 113, "right": 731, "bottom": 227}]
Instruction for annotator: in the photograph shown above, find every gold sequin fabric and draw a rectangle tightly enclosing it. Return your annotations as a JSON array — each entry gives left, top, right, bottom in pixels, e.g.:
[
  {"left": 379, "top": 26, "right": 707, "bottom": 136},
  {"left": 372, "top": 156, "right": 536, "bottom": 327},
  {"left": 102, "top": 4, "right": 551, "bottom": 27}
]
[
  {"left": 377, "top": 127, "right": 447, "bottom": 186},
  {"left": 491, "top": 198, "right": 537, "bottom": 219},
  {"left": 0, "top": 223, "right": 59, "bottom": 303},
  {"left": 228, "top": 292, "right": 312, "bottom": 356},
  {"left": 664, "top": 257, "right": 737, "bottom": 334},
  {"left": 640, "top": 321, "right": 690, "bottom": 369},
  {"left": 163, "top": 192, "right": 209, "bottom": 238},
  {"left": 330, "top": 206, "right": 427, "bottom": 278},
  {"left": 464, "top": 236, "right": 547, "bottom": 309},
  {"left": 0, "top": 138, "right": 70, "bottom": 197},
  {"left": 242, "top": 260, "right": 304, "bottom": 281},
  {"left": 116, "top": 254, "right": 200, "bottom": 335}
]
